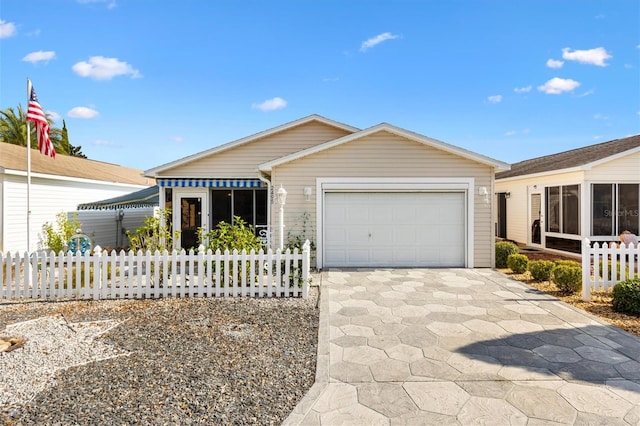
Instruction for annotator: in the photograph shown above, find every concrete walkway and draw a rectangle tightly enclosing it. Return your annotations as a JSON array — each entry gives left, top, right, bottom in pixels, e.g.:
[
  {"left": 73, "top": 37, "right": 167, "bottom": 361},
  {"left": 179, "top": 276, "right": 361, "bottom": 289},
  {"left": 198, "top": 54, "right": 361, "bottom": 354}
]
[{"left": 284, "top": 268, "right": 640, "bottom": 425}]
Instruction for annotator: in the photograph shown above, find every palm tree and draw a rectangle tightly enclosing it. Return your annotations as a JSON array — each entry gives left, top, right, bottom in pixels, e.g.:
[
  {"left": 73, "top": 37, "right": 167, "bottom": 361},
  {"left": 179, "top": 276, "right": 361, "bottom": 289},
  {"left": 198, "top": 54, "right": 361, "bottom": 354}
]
[{"left": 0, "top": 105, "right": 70, "bottom": 155}]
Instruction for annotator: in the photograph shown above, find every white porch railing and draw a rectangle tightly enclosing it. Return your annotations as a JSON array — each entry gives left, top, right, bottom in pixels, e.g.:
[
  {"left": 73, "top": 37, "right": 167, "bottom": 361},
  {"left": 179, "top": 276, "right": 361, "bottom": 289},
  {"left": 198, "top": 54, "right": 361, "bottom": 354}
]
[
  {"left": 0, "top": 241, "right": 310, "bottom": 301},
  {"left": 582, "top": 238, "right": 640, "bottom": 301}
]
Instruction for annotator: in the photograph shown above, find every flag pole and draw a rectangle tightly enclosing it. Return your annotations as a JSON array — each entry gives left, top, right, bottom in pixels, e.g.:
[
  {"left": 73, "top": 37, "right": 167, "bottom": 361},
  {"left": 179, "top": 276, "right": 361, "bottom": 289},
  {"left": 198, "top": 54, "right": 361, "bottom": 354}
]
[{"left": 26, "top": 78, "right": 32, "bottom": 254}]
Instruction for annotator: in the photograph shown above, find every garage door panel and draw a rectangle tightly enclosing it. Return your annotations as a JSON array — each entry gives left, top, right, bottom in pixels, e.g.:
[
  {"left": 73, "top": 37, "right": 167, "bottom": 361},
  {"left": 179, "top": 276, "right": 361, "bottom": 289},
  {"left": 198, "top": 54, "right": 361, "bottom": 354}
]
[{"left": 324, "top": 191, "right": 466, "bottom": 267}]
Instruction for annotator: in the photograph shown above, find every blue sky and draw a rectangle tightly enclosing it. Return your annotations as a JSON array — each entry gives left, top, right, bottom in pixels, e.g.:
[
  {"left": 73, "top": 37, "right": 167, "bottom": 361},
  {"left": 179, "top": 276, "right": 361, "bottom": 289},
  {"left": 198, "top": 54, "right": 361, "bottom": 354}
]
[{"left": 1, "top": 0, "right": 638, "bottom": 171}]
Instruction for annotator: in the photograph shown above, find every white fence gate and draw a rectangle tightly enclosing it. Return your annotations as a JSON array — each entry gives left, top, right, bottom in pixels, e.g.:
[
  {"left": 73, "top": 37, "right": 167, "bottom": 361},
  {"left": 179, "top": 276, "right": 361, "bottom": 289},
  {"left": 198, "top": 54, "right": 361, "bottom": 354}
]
[
  {"left": 582, "top": 239, "right": 639, "bottom": 301},
  {"left": 1, "top": 241, "right": 311, "bottom": 301}
]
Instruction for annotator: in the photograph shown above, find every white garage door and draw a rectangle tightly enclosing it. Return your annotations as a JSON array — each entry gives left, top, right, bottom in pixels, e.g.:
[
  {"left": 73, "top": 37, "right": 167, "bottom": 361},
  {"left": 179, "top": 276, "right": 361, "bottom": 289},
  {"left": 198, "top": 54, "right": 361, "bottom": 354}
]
[{"left": 324, "top": 192, "right": 466, "bottom": 267}]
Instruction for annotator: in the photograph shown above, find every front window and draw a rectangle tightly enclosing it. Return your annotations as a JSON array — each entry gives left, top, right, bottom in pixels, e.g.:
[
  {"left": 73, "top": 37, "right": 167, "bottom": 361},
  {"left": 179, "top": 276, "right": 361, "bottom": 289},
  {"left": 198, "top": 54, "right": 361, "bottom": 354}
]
[
  {"left": 545, "top": 185, "right": 580, "bottom": 235},
  {"left": 210, "top": 189, "right": 268, "bottom": 232}
]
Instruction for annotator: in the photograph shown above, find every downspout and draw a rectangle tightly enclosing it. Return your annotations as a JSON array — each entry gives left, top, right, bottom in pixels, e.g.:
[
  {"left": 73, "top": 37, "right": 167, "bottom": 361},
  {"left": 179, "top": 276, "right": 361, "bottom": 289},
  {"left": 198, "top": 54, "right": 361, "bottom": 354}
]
[{"left": 258, "top": 173, "right": 272, "bottom": 249}]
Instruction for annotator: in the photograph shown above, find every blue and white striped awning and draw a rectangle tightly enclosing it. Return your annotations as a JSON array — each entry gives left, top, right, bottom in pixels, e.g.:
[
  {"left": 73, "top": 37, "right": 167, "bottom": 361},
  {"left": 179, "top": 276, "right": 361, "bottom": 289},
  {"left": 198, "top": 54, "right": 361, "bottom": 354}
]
[{"left": 157, "top": 178, "right": 264, "bottom": 188}]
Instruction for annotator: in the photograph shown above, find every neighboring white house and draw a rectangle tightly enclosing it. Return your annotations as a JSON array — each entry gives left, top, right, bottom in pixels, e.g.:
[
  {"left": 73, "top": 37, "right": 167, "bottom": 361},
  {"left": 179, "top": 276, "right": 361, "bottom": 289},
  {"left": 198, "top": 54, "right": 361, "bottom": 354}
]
[
  {"left": 0, "top": 143, "right": 154, "bottom": 253},
  {"left": 495, "top": 135, "right": 640, "bottom": 254},
  {"left": 144, "top": 115, "right": 510, "bottom": 269}
]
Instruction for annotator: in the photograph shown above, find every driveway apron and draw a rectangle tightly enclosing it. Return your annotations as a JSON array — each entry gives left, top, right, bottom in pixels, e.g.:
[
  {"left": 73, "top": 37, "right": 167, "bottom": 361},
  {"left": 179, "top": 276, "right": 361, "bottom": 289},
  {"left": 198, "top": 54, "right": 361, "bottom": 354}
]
[{"left": 284, "top": 268, "right": 640, "bottom": 425}]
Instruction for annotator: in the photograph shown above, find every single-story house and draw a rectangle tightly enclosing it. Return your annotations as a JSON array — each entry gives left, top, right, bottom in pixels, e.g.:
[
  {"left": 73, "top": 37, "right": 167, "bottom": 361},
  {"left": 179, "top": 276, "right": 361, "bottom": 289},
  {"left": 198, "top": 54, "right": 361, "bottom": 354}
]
[
  {"left": 144, "top": 115, "right": 509, "bottom": 269},
  {"left": 0, "top": 143, "right": 154, "bottom": 253},
  {"left": 495, "top": 135, "right": 640, "bottom": 254}
]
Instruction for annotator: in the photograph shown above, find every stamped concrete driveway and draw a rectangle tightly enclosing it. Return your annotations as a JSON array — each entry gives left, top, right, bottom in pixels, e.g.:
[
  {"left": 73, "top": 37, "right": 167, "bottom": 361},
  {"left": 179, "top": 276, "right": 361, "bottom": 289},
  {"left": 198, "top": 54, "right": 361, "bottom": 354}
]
[{"left": 284, "top": 268, "right": 640, "bottom": 425}]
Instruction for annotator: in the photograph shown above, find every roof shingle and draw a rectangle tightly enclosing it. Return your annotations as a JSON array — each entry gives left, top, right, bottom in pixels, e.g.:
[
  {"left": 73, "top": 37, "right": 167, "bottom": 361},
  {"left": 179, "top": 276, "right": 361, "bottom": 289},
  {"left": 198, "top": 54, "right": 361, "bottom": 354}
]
[
  {"left": 496, "top": 134, "right": 640, "bottom": 180},
  {"left": 0, "top": 143, "right": 153, "bottom": 186}
]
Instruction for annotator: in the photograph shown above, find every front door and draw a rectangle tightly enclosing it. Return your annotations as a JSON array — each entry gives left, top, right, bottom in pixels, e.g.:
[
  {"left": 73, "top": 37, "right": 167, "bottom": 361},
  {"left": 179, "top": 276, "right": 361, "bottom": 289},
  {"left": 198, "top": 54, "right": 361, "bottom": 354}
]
[
  {"left": 178, "top": 192, "right": 207, "bottom": 249},
  {"left": 529, "top": 191, "right": 542, "bottom": 246}
]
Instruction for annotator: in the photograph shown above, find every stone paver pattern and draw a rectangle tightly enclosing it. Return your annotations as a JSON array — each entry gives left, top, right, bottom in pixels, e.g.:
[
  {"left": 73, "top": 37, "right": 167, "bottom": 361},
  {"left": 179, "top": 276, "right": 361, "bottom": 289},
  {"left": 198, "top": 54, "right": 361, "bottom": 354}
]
[{"left": 284, "top": 268, "right": 640, "bottom": 425}]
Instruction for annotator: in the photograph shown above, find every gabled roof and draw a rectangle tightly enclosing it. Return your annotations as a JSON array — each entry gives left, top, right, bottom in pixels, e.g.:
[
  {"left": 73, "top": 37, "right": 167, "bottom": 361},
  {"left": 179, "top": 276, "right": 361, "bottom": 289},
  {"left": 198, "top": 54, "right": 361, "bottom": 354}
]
[
  {"left": 0, "top": 143, "right": 152, "bottom": 186},
  {"left": 496, "top": 134, "right": 640, "bottom": 180},
  {"left": 259, "top": 123, "right": 511, "bottom": 172},
  {"left": 144, "top": 114, "right": 359, "bottom": 176},
  {"left": 78, "top": 185, "right": 159, "bottom": 210}
]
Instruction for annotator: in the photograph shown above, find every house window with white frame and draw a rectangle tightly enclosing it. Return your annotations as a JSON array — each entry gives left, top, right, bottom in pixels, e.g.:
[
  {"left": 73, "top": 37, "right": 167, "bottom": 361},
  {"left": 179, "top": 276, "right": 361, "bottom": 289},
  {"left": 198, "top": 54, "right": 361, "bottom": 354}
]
[
  {"left": 210, "top": 189, "right": 268, "bottom": 232},
  {"left": 591, "top": 183, "right": 640, "bottom": 236},
  {"left": 545, "top": 185, "right": 580, "bottom": 235}
]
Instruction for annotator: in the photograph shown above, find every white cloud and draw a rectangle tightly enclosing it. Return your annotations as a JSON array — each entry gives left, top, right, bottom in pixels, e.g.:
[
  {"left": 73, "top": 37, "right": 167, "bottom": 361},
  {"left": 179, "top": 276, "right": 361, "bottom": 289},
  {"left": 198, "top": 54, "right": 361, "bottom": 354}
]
[
  {"left": 546, "top": 59, "right": 564, "bottom": 69},
  {"left": 514, "top": 86, "right": 532, "bottom": 93},
  {"left": 576, "top": 89, "right": 595, "bottom": 98},
  {"left": 0, "top": 20, "right": 17, "bottom": 38},
  {"left": 22, "top": 50, "right": 56, "bottom": 64},
  {"left": 593, "top": 113, "right": 608, "bottom": 120},
  {"left": 72, "top": 56, "right": 141, "bottom": 80},
  {"left": 562, "top": 47, "right": 612, "bottom": 66},
  {"left": 487, "top": 95, "right": 502, "bottom": 104},
  {"left": 46, "top": 111, "right": 61, "bottom": 121},
  {"left": 172, "top": 136, "right": 185, "bottom": 143},
  {"left": 68, "top": 106, "right": 99, "bottom": 118},
  {"left": 593, "top": 135, "right": 602, "bottom": 140},
  {"left": 505, "top": 129, "right": 530, "bottom": 136},
  {"left": 537, "top": 77, "right": 580, "bottom": 94},
  {"left": 251, "top": 97, "right": 287, "bottom": 111},
  {"left": 360, "top": 32, "right": 400, "bottom": 52},
  {"left": 322, "top": 77, "right": 340, "bottom": 83},
  {"left": 77, "top": 0, "right": 117, "bottom": 9}
]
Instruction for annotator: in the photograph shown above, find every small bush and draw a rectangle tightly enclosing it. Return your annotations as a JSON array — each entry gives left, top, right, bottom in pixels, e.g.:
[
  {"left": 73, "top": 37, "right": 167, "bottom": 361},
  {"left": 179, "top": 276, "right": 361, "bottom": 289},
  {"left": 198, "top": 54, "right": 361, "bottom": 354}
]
[
  {"left": 552, "top": 262, "right": 582, "bottom": 294},
  {"left": 598, "top": 260, "right": 634, "bottom": 281},
  {"left": 495, "top": 241, "right": 519, "bottom": 268},
  {"left": 529, "top": 260, "right": 554, "bottom": 281},
  {"left": 612, "top": 278, "right": 640, "bottom": 315},
  {"left": 507, "top": 254, "right": 529, "bottom": 274}
]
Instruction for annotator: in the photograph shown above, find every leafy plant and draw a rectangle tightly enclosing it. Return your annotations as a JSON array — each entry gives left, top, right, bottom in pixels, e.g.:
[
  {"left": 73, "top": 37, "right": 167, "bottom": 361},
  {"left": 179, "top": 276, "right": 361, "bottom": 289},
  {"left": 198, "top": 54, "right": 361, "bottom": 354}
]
[
  {"left": 40, "top": 212, "right": 82, "bottom": 253},
  {"left": 198, "top": 217, "right": 262, "bottom": 286},
  {"left": 552, "top": 261, "right": 582, "bottom": 294},
  {"left": 287, "top": 212, "right": 316, "bottom": 251},
  {"left": 495, "top": 241, "right": 518, "bottom": 268},
  {"left": 127, "top": 209, "right": 178, "bottom": 253},
  {"left": 198, "top": 216, "right": 262, "bottom": 252},
  {"left": 528, "top": 260, "right": 554, "bottom": 281},
  {"left": 507, "top": 253, "right": 529, "bottom": 274},
  {"left": 598, "top": 260, "right": 636, "bottom": 281},
  {"left": 612, "top": 278, "right": 640, "bottom": 315}
]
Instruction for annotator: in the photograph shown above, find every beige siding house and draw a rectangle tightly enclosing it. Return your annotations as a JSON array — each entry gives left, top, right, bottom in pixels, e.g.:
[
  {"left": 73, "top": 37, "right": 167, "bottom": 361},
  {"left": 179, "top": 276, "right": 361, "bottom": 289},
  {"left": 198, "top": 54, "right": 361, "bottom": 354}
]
[
  {"left": 145, "top": 115, "right": 509, "bottom": 269},
  {"left": 495, "top": 135, "right": 640, "bottom": 255}
]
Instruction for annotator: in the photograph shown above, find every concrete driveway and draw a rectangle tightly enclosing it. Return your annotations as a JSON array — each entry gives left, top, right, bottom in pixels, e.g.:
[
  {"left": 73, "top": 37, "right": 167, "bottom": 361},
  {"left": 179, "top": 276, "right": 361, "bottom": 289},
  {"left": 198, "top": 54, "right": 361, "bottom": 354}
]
[{"left": 284, "top": 268, "right": 640, "bottom": 425}]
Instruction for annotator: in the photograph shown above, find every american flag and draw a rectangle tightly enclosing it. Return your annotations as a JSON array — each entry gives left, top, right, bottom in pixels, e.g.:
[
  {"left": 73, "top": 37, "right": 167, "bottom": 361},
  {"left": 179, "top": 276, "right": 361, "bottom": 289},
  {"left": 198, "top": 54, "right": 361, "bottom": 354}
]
[{"left": 26, "top": 83, "right": 56, "bottom": 158}]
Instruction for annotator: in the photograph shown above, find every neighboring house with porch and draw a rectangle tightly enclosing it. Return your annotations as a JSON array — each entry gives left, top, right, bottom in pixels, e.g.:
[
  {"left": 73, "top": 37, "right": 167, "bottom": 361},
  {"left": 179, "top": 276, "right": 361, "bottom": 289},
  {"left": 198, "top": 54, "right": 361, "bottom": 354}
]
[
  {"left": 144, "top": 115, "right": 509, "bottom": 269},
  {"left": 0, "top": 143, "right": 154, "bottom": 253},
  {"left": 495, "top": 135, "right": 640, "bottom": 255}
]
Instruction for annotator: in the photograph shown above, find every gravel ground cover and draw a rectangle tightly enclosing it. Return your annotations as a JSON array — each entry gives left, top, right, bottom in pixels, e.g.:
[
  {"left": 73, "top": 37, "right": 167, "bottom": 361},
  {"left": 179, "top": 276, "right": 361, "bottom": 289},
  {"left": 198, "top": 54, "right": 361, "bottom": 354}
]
[{"left": 0, "top": 289, "right": 318, "bottom": 425}]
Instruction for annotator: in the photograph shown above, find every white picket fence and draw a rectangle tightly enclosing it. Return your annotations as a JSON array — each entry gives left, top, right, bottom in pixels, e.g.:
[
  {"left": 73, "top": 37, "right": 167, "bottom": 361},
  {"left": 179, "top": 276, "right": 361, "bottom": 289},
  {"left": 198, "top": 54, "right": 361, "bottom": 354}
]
[
  {"left": 0, "top": 241, "right": 311, "bottom": 301},
  {"left": 582, "top": 239, "right": 640, "bottom": 301}
]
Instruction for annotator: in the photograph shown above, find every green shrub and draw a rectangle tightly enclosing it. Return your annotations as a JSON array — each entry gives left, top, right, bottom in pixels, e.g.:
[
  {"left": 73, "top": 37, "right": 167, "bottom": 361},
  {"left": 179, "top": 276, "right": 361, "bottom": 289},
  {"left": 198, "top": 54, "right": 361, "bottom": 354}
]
[
  {"left": 495, "top": 241, "right": 519, "bottom": 268},
  {"left": 597, "top": 260, "right": 636, "bottom": 281},
  {"left": 127, "top": 209, "right": 178, "bottom": 252},
  {"left": 199, "top": 216, "right": 262, "bottom": 252},
  {"left": 612, "top": 278, "right": 640, "bottom": 315},
  {"left": 529, "top": 260, "right": 554, "bottom": 281},
  {"left": 507, "top": 253, "right": 529, "bottom": 274},
  {"left": 41, "top": 212, "right": 82, "bottom": 253},
  {"left": 552, "top": 262, "right": 582, "bottom": 294}
]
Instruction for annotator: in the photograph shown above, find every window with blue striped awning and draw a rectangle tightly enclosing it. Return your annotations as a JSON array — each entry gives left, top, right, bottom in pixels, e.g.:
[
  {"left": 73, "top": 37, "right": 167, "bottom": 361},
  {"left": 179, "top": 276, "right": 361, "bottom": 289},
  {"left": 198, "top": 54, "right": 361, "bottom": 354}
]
[{"left": 157, "top": 178, "right": 264, "bottom": 188}]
